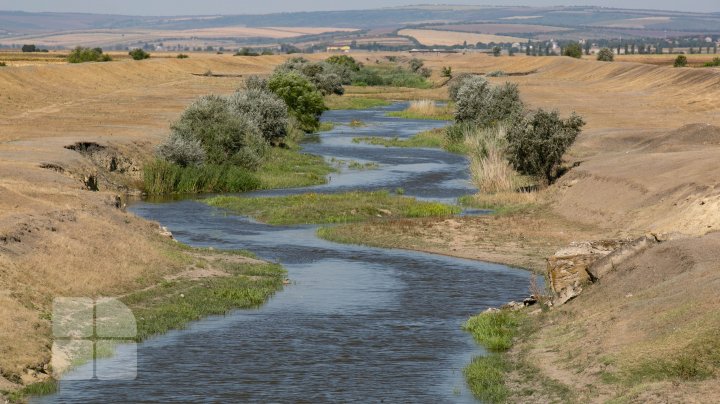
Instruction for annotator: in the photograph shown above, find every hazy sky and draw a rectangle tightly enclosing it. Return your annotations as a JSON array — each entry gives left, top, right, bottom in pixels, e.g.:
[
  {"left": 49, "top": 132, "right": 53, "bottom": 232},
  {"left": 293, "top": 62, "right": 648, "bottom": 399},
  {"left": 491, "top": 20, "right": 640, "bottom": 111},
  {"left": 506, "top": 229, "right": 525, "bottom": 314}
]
[{"left": 0, "top": 0, "right": 717, "bottom": 15}]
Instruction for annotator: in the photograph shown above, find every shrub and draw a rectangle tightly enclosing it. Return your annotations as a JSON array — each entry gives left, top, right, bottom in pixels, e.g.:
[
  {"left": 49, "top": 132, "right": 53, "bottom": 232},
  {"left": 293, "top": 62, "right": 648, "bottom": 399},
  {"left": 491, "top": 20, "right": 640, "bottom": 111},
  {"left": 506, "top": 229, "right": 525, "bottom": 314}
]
[
  {"left": 235, "top": 48, "right": 259, "bottom": 56},
  {"left": 177, "top": 54, "right": 189, "bottom": 59},
  {"left": 441, "top": 66, "right": 452, "bottom": 78},
  {"left": 22, "top": 44, "right": 37, "bottom": 52},
  {"left": 506, "top": 109, "right": 585, "bottom": 184},
  {"left": 156, "top": 133, "right": 206, "bottom": 166},
  {"left": 704, "top": 57, "right": 720, "bottom": 67},
  {"left": 313, "top": 72, "right": 345, "bottom": 95},
  {"left": 419, "top": 66, "right": 432, "bottom": 78},
  {"left": 454, "top": 77, "right": 523, "bottom": 127},
  {"left": 563, "top": 42, "right": 583, "bottom": 58},
  {"left": 325, "top": 55, "right": 361, "bottom": 71},
  {"left": 409, "top": 58, "right": 424, "bottom": 72},
  {"left": 267, "top": 71, "right": 326, "bottom": 133},
  {"left": 68, "top": 47, "right": 112, "bottom": 63},
  {"left": 275, "top": 57, "right": 345, "bottom": 95},
  {"left": 170, "top": 95, "right": 268, "bottom": 169},
  {"left": 228, "top": 88, "right": 289, "bottom": 142},
  {"left": 129, "top": 48, "right": 150, "bottom": 60},
  {"left": 448, "top": 73, "right": 476, "bottom": 102},
  {"left": 244, "top": 75, "right": 268, "bottom": 91},
  {"left": 597, "top": 48, "right": 614, "bottom": 62},
  {"left": 0, "top": 62, "right": 6, "bottom": 67},
  {"left": 674, "top": 55, "right": 688, "bottom": 67},
  {"left": 492, "top": 46, "right": 502, "bottom": 57}
]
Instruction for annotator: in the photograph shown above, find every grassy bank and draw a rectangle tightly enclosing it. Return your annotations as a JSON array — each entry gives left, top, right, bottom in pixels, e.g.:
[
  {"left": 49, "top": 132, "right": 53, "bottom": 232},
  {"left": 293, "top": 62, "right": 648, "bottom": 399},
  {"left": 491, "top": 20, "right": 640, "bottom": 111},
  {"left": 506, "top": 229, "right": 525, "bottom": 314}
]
[
  {"left": 462, "top": 310, "right": 527, "bottom": 403},
  {"left": 123, "top": 248, "right": 286, "bottom": 340},
  {"left": 353, "top": 128, "right": 446, "bottom": 149},
  {"left": 143, "top": 146, "right": 336, "bottom": 195},
  {"left": 386, "top": 100, "right": 454, "bottom": 121},
  {"left": 324, "top": 95, "right": 392, "bottom": 110},
  {"left": 204, "top": 190, "right": 461, "bottom": 225}
]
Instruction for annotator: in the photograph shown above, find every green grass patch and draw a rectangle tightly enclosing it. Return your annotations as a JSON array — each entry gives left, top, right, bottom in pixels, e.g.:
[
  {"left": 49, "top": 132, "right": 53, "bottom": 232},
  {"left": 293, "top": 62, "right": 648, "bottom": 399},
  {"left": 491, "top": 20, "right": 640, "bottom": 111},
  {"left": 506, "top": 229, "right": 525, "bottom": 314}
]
[
  {"left": 318, "top": 121, "right": 336, "bottom": 132},
  {"left": 353, "top": 128, "right": 446, "bottom": 149},
  {"left": 143, "top": 160, "right": 261, "bottom": 195},
  {"left": 464, "top": 354, "right": 510, "bottom": 403},
  {"left": 256, "top": 147, "right": 336, "bottom": 190},
  {"left": 5, "top": 379, "right": 58, "bottom": 403},
  {"left": 351, "top": 65, "right": 432, "bottom": 89},
  {"left": 204, "top": 190, "right": 461, "bottom": 225},
  {"left": 324, "top": 96, "right": 392, "bottom": 110},
  {"left": 463, "top": 310, "right": 527, "bottom": 351},
  {"left": 386, "top": 110, "right": 453, "bottom": 120},
  {"left": 123, "top": 257, "right": 286, "bottom": 341}
]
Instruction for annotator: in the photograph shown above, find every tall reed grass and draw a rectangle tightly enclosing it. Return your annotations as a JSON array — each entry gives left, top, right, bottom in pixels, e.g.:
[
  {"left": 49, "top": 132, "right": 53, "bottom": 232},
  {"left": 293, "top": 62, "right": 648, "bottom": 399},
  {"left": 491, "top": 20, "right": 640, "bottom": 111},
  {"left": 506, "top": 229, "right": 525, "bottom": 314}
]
[
  {"left": 464, "top": 125, "right": 522, "bottom": 193},
  {"left": 387, "top": 100, "right": 454, "bottom": 120},
  {"left": 143, "top": 160, "right": 261, "bottom": 195}
]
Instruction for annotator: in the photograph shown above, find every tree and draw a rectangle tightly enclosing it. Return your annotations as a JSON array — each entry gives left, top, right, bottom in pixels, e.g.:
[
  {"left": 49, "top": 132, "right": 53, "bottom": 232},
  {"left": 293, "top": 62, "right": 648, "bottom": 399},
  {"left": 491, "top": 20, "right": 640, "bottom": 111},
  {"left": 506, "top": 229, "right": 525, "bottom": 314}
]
[
  {"left": 129, "top": 48, "right": 150, "bottom": 60},
  {"left": 584, "top": 41, "right": 591, "bottom": 55},
  {"left": 454, "top": 77, "right": 524, "bottom": 127},
  {"left": 325, "top": 55, "right": 361, "bottom": 71},
  {"left": 228, "top": 88, "right": 289, "bottom": 143},
  {"left": 267, "top": 72, "right": 326, "bottom": 133},
  {"left": 21, "top": 44, "right": 36, "bottom": 53},
  {"left": 492, "top": 46, "right": 502, "bottom": 57},
  {"left": 563, "top": 42, "right": 582, "bottom": 58},
  {"left": 597, "top": 48, "right": 614, "bottom": 62},
  {"left": 68, "top": 47, "right": 112, "bottom": 63},
  {"left": 674, "top": 55, "right": 688, "bottom": 67},
  {"left": 506, "top": 109, "right": 585, "bottom": 184},
  {"left": 169, "top": 95, "right": 268, "bottom": 169}
]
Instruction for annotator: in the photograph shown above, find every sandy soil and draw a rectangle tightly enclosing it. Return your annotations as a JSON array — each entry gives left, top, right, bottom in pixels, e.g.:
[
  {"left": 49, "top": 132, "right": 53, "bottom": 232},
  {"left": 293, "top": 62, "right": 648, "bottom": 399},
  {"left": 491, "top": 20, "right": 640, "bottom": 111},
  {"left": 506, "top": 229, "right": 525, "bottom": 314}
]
[{"left": 1, "top": 52, "right": 720, "bottom": 399}]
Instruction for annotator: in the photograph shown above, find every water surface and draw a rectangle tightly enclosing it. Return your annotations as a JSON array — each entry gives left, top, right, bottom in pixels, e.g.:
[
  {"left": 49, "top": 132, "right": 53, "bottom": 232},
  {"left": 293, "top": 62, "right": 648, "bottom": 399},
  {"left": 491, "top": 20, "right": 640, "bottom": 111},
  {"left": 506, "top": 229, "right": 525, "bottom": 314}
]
[{"left": 38, "top": 103, "right": 531, "bottom": 403}]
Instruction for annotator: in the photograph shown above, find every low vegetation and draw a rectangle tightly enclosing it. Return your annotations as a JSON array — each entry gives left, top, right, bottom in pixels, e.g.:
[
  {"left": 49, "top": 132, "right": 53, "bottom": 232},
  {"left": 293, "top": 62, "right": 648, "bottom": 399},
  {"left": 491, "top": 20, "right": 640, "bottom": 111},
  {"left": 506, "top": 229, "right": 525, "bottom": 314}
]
[
  {"left": 353, "top": 128, "right": 446, "bottom": 149},
  {"left": 129, "top": 48, "right": 150, "bottom": 60},
  {"left": 597, "top": 48, "right": 614, "bottom": 62},
  {"left": 67, "top": 47, "right": 112, "bottom": 63},
  {"left": 386, "top": 100, "right": 454, "bottom": 120},
  {"left": 674, "top": 55, "right": 688, "bottom": 67},
  {"left": 462, "top": 309, "right": 527, "bottom": 403},
  {"left": 124, "top": 252, "right": 286, "bottom": 340},
  {"left": 324, "top": 96, "right": 392, "bottom": 110},
  {"left": 204, "top": 190, "right": 461, "bottom": 225},
  {"left": 563, "top": 42, "right": 583, "bottom": 58}
]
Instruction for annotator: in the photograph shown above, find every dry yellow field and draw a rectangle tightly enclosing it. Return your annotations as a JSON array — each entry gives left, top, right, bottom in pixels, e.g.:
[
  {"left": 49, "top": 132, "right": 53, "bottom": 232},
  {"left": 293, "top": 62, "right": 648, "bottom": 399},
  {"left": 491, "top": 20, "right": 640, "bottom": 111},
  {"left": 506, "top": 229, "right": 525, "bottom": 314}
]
[
  {"left": 398, "top": 29, "right": 528, "bottom": 46},
  {"left": 0, "top": 26, "right": 358, "bottom": 48}
]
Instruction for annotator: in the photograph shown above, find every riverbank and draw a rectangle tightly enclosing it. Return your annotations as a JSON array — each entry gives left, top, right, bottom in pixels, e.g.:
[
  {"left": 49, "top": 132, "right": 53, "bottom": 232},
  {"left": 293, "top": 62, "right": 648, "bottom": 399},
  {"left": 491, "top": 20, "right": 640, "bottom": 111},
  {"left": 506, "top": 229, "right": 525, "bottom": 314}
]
[{"left": 3, "top": 52, "right": 720, "bottom": 401}]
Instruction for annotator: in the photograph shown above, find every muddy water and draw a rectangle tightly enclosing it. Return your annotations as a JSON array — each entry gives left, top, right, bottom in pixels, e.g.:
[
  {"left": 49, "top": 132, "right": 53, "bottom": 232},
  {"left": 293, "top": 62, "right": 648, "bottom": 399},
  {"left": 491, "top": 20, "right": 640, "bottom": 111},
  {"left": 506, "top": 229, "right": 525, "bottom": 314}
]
[{"left": 38, "top": 103, "right": 532, "bottom": 403}]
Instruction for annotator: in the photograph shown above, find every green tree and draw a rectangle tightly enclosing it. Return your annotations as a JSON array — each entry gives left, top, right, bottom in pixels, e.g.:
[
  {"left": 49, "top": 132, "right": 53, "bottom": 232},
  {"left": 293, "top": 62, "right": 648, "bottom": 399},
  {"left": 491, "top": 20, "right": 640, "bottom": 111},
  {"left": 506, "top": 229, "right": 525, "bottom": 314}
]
[
  {"left": 506, "top": 109, "right": 585, "bottom": 184},
  {"left": 492, "top": 46, "right": 502, "bottom": 57},
  {"left": 129, "top": 48, "right": 150, "bottom": 60},
  {"left": 563, "top": 42, "right": 582, "bottom": 58},
  {"left": 170, "top": 95, "right": 268, "bottom": 169},
  {"left": 268, "top": 72, "right": 326, "bottom": 133},
  {"left": 21, "top": 44, "right": 37, "bottom": 52},
  {"left": 68, "top": 47, "right": 112, "bottom": 63},
  {"left": 325, "top": 55, "right": 361, "bottom": 71},
  {"left": 674, "top": 55, "right": 688, "bottom": 67},
  {"left": 597, "top": 48, "right": 614, "bottom": 62}
]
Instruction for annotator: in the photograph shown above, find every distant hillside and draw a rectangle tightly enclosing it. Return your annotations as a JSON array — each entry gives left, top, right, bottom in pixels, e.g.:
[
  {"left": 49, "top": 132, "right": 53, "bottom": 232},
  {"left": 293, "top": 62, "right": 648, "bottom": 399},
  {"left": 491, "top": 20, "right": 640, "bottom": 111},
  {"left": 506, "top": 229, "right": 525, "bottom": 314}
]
[{"left": 1, "top": 6, "right": 719, "bottom": 50}]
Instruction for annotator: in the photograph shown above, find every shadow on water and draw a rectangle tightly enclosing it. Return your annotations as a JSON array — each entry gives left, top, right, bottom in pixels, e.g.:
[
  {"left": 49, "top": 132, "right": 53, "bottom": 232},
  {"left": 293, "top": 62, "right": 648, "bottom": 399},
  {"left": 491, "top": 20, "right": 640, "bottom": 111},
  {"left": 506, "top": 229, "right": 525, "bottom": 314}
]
[{"left": 37, "top": 103, "right": 532, "bottom": 403}]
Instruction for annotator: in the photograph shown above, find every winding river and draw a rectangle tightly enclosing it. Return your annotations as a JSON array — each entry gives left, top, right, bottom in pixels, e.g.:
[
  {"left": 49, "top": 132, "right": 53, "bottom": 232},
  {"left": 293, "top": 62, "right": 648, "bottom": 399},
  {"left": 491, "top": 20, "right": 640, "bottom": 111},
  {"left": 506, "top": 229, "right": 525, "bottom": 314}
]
[{"left": 37, "top": 103, "right": 532, "bottom": 403}]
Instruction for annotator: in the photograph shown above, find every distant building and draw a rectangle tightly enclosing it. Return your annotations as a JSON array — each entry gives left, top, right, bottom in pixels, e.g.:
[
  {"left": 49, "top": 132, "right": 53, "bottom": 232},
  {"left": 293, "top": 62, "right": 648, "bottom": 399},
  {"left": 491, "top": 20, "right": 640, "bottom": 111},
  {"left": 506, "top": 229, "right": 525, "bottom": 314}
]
[{"left": 327, "top": 45, "right": 351, "bottom": 53}]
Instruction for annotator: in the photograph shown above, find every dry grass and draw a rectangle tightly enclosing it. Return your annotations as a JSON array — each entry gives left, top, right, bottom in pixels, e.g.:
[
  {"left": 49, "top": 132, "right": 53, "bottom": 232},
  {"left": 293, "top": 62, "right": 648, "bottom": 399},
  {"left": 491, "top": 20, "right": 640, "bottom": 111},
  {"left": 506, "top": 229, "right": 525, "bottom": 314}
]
[
  {"left": 398, "top": 29, "right": 528, "bottom": 46},
  {"left": 387, "top": 100, "right": 454, "bottom": 120},
  {"left": 464, "top": 126, "right": 522, "bottom": 193}
]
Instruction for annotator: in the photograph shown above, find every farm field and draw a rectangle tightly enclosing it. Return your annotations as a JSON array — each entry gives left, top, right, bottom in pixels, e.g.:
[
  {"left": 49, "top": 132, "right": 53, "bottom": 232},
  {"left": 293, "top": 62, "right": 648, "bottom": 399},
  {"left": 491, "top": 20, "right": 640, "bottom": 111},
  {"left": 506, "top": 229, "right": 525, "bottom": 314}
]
[
  {"left": 398, "top": 29, "right": 529, "bottom": 46},
  {"left": 419, "top": 23, "right": 571, "bottom": 34},
  {"left": 0, "top": 26, "right": 358, "bottom": 49}
]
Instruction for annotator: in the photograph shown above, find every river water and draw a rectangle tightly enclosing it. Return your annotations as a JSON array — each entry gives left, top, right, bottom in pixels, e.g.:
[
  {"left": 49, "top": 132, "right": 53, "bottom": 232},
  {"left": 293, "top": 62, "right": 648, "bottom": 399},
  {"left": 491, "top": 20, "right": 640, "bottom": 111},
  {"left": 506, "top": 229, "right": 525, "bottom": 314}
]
[{"left": 37, "top": 103, "right": 532, "bottom": 403}]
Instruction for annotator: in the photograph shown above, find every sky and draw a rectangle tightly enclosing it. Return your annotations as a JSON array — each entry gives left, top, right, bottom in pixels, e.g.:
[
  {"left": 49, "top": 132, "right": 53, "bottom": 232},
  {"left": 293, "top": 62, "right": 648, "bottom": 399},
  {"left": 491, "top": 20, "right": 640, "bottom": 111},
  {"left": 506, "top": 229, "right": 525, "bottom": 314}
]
[{"left": 0, "top": 0, "right": 716, "bottom": 15}]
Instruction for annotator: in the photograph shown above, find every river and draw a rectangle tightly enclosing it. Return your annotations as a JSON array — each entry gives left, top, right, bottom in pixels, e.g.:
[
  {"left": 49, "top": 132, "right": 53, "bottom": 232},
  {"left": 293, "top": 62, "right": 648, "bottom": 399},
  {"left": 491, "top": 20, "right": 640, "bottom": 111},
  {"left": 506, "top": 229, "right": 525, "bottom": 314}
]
[{"left": 37, "top": 103, "right": 532, "bottom": 403}]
